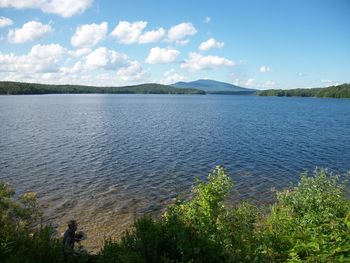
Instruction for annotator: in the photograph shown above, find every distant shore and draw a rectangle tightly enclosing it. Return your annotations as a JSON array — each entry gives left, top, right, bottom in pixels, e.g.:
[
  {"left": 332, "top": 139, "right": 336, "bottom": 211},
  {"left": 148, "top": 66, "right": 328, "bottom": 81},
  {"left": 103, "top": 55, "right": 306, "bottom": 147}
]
[
  {"left": 256, "top": 83, "right": 350, "bottom": 99},
  {"left": 0, "top": 81, "right": 205, "bottom": 95},
  {"left": 1, "top": 81, "right": 350, "bottom": 99}
]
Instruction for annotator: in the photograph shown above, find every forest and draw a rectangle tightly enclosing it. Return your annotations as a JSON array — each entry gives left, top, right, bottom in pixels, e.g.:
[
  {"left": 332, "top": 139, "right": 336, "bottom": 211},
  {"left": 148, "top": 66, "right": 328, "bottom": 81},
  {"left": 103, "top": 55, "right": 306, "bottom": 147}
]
[
  {"left": 257, "top": 83, "right": 350, "bottom": 98},
  {"left": 0, "top": 81, "right": 205, "bottom": 95}
]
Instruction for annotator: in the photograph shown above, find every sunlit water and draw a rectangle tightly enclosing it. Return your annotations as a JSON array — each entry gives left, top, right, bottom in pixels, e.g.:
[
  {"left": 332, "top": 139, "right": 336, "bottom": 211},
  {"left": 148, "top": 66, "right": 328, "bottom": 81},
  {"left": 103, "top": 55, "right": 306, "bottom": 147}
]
[{"left": 1, "top": 94, "right": 350, "bottom": 250}]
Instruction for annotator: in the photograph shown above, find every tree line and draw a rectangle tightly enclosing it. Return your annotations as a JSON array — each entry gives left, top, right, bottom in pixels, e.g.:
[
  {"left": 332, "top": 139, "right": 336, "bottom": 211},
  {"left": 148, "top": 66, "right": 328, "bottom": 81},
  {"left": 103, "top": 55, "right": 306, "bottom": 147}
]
[
  {"left": 257, "top": 83, "right": 350, "bottom": 98},
  {"left": 0, "top": 81, "right": 205, "bottom": 95}
]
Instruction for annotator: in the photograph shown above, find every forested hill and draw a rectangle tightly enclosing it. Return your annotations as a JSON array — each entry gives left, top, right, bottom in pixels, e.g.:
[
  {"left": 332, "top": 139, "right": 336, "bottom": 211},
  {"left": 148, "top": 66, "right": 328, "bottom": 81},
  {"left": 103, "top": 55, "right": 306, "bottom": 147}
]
[
  {"left": 257, "top": 83, "right": 350, "bottom": 98},
  {"left": 0, "top": 81, "right": 205, "bottom": 95}
]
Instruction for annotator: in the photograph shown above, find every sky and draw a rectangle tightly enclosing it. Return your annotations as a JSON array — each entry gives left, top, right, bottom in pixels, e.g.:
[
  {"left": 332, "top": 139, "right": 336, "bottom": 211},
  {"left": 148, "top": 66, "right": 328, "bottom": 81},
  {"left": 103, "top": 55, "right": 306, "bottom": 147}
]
[{"left": 0, "top": 0, "right": 349, "bottom": 89}]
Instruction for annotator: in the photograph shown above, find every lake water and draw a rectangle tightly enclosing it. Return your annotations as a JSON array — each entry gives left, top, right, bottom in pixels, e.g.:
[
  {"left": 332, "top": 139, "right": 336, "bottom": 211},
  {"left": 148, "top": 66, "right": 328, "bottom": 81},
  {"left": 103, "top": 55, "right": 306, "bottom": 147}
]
[{"left": 1, "top": 94, "right": 350, "bottom": 249}]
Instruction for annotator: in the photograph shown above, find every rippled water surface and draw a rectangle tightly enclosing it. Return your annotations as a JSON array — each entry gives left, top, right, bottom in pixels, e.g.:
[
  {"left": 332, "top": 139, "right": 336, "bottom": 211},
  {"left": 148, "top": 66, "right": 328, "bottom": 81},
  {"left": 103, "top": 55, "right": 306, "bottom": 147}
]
[{"left": 1, "top": 94, "right": 350, "bottom": 248}]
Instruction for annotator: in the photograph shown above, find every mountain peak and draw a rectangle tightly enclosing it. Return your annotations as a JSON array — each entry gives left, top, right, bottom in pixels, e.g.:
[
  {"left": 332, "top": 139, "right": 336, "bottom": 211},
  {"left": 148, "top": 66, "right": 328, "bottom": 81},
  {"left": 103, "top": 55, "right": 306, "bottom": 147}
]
[{"left": 171, "top": 79, "right": 256, "bottom": 93}]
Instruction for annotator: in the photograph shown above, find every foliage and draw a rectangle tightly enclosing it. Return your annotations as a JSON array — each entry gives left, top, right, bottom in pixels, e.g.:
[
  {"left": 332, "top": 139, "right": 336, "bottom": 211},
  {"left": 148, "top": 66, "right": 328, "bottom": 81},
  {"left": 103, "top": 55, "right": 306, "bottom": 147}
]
[
  {"left": 257, "top": 83, "right": 350, "bottom": 98},
  {"left": 258, "top": 169, "right": 350, "bottom": 262},
  {"left": 1, "top": 167, "right": 350, "bottom": 262},
  {"left": 0, "top": 81, "right": 205, "bottom": 95},
  {"left": 99, "top": 167, "right": 350, "bottom": 263},
  {"left": 0, "top": 182, "right": 82, "bottom": 263}
]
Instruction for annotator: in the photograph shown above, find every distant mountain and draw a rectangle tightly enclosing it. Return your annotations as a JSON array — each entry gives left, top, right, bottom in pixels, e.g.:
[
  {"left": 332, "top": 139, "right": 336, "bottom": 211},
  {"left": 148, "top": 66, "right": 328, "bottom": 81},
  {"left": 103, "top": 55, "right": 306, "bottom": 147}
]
[{"left": 171, "top": 79, "right": 256, "bottom": 94}]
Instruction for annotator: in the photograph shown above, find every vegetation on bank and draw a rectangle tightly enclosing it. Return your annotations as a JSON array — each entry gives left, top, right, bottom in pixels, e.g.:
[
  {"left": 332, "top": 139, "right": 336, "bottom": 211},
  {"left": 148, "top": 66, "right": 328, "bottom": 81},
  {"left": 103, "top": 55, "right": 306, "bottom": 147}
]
[
  {"left": 1, "top": 167, "right": 350, "bottom": 262},
  {"left": 257, "top": 83, "right": 350, "bottom": 98},
  {"left": 2, "top": 81, "right": 350, "bottom": 98},
  {"left": 0, "top": 81, "right": 205, "bottom": 95}
]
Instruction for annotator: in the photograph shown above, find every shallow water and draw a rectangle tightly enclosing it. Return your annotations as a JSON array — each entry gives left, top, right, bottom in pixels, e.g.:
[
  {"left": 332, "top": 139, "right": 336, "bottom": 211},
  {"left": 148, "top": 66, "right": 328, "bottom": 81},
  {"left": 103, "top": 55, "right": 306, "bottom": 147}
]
[{"left": 1, "top": 94, "right": 350, "bottom": 250}]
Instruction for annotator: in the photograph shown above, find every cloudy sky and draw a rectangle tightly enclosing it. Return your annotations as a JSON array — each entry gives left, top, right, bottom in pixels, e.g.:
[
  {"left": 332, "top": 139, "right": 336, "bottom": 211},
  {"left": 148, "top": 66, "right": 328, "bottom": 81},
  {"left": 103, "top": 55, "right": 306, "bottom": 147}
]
[{"left": 0, "top": 0, "right": 349, "bottom": 89}]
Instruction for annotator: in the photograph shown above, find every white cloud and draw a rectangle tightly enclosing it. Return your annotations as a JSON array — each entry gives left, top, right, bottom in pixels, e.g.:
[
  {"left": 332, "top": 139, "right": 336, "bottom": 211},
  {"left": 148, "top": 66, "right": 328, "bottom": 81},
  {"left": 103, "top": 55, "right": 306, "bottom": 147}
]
[
  {"left": 110, "top": 21, "right": 147, "bottom": 44},
  {"left": 71, "top": 22, "right": 108, "bottom": 47},
  {"left": 259, "top": 65, "right": 271, "bottom": 73},
  {"left": 0, "top": 44, "right": 150, "bottom": 86},
  {"left": 198, "top": 38, "right": 224, "bottom": 51},
  {"left": 116, "top": 61, "right": 149, "bottom": 82},
  {"left": 8, "top": 21, "right": 51, "bottom": 43},
  {"left": 110, "top": 21, "right": 165, "bottom": 44},
  {"left": 0, "top": 16, "right": 13, "bottom": 27},
  {"left": 60, "top": 61, "right": 83, "bottom": 74},
  {"left": 245, "top": 78, "right": 255, "bottom": 87},
  {"left": 181, "top": 52, "right": 234, "bottom": 71},
  {"left": 233, "top": 78, "right": 276, "bottom": 89},
  {"left": 167, "top": 22, "right": 197, "bottom": 41},
  {"left": 0, "top": 43, "right": 66, "bottom": 73},
  {"left": 84, "top": 47, "right": 130, "bottom": 70},
  {"left": 83, "top": 47, "right": 148, "bottom": 82},
  {"left": 204, "top": 17, "right": 211, "bottom": 23},
  {"left": 68, "top": 47, "right": 92, "bottom": 57},
  {"left": 320, "top": 79, "right": 333, "bottom": 84},
  {"left": 0, "top": 0, "right": 92, "bottom": 17},
  {"left": 160, "top": 68, "right": 186, "bottom": 84},
  {"left": 175, "top": 39, "right": 190, "bottom": 46},
  {"left": 139, "top": 27, "right": 165, "bottom": 44},
  {"left": 145, "top": 46, "right": 180, "bottom": 64}
]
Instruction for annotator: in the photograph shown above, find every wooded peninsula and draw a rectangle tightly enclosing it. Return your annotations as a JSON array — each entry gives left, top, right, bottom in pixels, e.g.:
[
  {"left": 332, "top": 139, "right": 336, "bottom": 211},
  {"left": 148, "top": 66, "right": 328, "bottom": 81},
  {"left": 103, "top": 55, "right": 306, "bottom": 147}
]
[
  {"left": 0, "top": 81, "right": 205, "bottom": 95},
  {"left": 257, "top": 83, "right": 350, "bottom": 98}
]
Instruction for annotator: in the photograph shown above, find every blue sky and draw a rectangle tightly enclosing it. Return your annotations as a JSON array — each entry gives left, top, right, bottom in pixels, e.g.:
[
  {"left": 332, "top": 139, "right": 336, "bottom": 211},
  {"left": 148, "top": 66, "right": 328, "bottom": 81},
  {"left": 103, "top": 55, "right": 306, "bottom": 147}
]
[{"left": 0, "top": 0, "right": 349, "bottom": 89}]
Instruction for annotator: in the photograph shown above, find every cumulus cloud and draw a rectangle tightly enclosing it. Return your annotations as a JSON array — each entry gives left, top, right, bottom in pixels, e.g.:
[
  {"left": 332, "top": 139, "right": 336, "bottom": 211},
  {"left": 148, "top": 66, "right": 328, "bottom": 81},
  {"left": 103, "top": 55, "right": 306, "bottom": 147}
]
[
  {"left": 175, "top": 39, "right": 190, "bottom": 46},
  {"left": 160, "top": 68, "right": 186, "bottom": 84},
  {"left": 116, "top": 61, "right": 149, "bottom": 82},
  {"left": 145, "top": 46, "right": 180, "bottom": 64},
  {"left": 198, "top": 38, "right": 224, "bottom": 51},
  {"left": 110, "top": 21, "right": 165, "bottom": 44},
  {"left": 84, "top": 47, "right": 130, "bottom": 70},
  {"left": 60, "top": 61, "right": 83, "bottom": 74},
  {"left": 233, "top": 78, "right": 255, "bottom": 88},
  {"left": 83, "top": 46, "right": 148, "bottom": 82},
  {"left": 139, "top": 27, "right": 165, "bottom": 44},
  {"left": 181, "top": 52, "right": 234, "bottom": 71},
  {"left": 8, "top": 21, "right": 52, "bottom": 43},
  {"left": 0, "top": 0, "right": 92, "bottom": 17},
  {"left": 259, "top": 65, "right": 271, "bottom": 73},
  {"left": 245, "top": 78, "right": 255, "bottom": 87},
  {"left": 167, "top": 22, "right": 197, "bottom": 42},
  {"left": 0, "top": 43, "right": 150, "bottom": 86},
  {"left": 110, "top": 21, "right": 147, "bottom": 44},
  {"left": 71, "top": 22, "right": 108, "bottom": 47},
  {"left": 68, "top": 47, "right": 92, "bottom": 57},
  {"left": 0, "top": 16, "right": 13, "bottom": 27},
  {"left": 233, "top": 78, "right": 275, "bottom": 89},
  {"left": 0, "top": 43, "right": 66, "bottom": 73}
]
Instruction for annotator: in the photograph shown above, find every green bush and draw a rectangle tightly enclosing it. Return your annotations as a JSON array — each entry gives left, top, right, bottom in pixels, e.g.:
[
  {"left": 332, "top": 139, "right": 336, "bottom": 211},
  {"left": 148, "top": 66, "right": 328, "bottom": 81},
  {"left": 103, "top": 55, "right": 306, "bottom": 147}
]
[
  {"left": 99, "top": 167, "right": 350, "bottom": 263},
  {"left": 258, "top": 169, "right": 350, "bottom": 262},
  {"left": 2, "top": 167, "right": 350, "bottom": 262},
  {"left": 0, "top": 182, "right": 65, "bottom": 263}
]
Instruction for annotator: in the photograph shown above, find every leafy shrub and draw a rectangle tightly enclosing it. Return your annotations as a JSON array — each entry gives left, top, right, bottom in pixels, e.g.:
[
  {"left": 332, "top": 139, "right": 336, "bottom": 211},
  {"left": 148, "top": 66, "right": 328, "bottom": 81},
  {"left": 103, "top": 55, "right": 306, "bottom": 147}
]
[
  {"left": 2, "top": 167, "right": 350, "bottom": 262},
  {"left": 259, "top": 169, "right": 350, "bottom": 262},
  {"left": 0, "top": 182, "right": 65, "bottom": 263}
]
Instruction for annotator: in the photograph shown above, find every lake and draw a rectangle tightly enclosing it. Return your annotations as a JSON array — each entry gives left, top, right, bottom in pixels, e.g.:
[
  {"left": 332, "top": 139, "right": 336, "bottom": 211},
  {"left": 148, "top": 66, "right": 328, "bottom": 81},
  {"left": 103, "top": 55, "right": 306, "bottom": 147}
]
[{"left": 1, "top": 94, "right": 350, "bottom": 249}]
